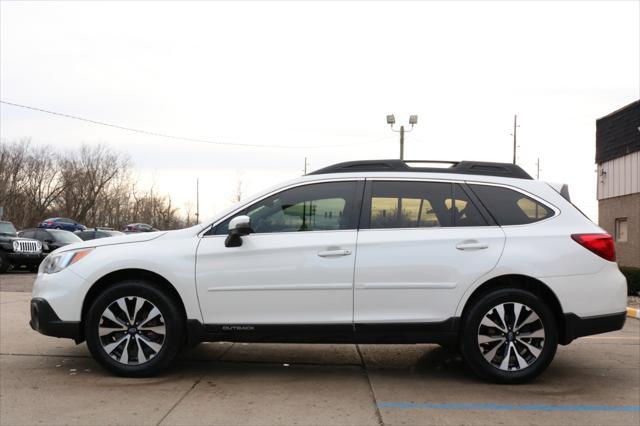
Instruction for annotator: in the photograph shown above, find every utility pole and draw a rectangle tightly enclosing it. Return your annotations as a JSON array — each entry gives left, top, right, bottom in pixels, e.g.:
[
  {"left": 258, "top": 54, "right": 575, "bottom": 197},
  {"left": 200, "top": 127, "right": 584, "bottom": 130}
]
[
  {"left": 512, "top": 114, "right": 519, "bottom": 164},
  {"left": 387, "top": 114, "right": 417, "bottom": 160},
  {"left": 536, "top": 157, "right": 540, "bottom": 179},
  {"left": 195, "top": 178, "right": 200, "bottom": 224},
  {"left": 303, "top": 157, "right": 309, "bottom": 175},
  {"left": 399, "top": 126, "right": 405, "bottom": 160}
]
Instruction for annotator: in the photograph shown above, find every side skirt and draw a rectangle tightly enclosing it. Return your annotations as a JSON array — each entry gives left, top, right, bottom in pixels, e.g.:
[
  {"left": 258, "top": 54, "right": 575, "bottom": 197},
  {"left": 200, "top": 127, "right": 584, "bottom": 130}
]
[{"left": 186, "top": 318, "right": 460, "bottom": 345}]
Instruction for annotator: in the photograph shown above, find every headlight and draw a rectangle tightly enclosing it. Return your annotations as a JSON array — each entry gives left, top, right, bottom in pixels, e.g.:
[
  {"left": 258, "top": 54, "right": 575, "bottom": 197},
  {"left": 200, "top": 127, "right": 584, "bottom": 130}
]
[
  {"left": 41, "top": 248, "right": 94, "bottom": 274},
  {"left": 12, "top": 241, "right": 19, "bottom": 251}
]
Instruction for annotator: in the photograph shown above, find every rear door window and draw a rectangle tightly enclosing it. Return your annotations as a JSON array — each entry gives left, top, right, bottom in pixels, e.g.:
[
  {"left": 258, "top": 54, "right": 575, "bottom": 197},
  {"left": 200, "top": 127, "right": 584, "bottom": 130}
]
[
  {"left": 365, "top": 180, "right": 491, "bottom": 229},
  {"left": 364, "top": 181, "right": 488, "bottom": 229},
  {"left": 469, "top": 184, "right": 553, "bottom": 225},
  {"left": 367, "top": 181, "right": 453, "bottom": 229}
]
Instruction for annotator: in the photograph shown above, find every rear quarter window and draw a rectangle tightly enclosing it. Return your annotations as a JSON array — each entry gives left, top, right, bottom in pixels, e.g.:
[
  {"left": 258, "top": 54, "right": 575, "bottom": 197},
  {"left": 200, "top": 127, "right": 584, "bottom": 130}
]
[{"left": 469, "top": 184, "right": 554, "bottom": 226}]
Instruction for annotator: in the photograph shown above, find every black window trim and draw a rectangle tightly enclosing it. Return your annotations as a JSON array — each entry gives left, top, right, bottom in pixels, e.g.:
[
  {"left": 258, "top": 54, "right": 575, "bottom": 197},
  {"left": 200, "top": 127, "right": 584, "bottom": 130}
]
[
  {"left": 465, "top": 181, "right": 560, "bottom": 226},
  {"left": 199, "top": 177, "right": 559, "bottom": 237},
  {"left": 201, "top": 178, "right": 366, "bottom": 237},
  {"left": 458, "top": 183, "right": 497, "bottom": 226},
  {"left": 359, "top": 178, "right": 495, "bottom": 230}
]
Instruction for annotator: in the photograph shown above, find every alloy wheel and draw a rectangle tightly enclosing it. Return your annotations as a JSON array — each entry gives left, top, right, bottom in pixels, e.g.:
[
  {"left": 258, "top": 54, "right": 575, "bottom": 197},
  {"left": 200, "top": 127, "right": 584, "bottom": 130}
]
[
  {"left": 98, "top": 296, "right": 166, "bottom": 365},
  {"left": 477, "top": 302, "right": 545, "bottom": 371}
]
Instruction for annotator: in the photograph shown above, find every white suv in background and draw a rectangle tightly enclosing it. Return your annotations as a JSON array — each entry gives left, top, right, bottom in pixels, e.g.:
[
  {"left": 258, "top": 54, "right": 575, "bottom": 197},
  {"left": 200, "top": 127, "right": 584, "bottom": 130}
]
[{"left": 30, "top": 160, "right": 627, "bottom": 383}]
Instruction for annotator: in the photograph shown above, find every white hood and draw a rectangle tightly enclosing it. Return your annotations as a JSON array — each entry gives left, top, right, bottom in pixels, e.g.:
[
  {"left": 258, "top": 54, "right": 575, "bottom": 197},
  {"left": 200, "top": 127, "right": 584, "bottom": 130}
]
[{"left": 53, "top": 231, "right": 167, "bottom": 253}]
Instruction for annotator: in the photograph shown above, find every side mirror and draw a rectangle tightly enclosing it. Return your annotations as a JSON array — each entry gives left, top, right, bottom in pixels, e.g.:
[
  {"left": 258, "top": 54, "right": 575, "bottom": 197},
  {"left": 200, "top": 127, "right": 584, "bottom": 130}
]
[{"left": 225, "top": 215, "right": 251, "bottom": 247}]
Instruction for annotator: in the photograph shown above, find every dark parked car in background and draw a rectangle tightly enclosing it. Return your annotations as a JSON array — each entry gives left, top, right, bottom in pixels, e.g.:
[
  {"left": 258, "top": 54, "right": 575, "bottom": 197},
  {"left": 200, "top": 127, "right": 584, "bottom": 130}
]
[
  {"left": 19, "top": 228, "right": 82, "bottom": 253},
  {"left": 38, "top": 217, "right": 86, "bottom": 232},
  {"left": 124, "top": 223, "right": 158, "bottom": 233},
  {"left": 0, "top": 221, "right": 44, "bottom": 273},
  {"left": 75, "top": 228, "right": 125, "bottom": 241}
]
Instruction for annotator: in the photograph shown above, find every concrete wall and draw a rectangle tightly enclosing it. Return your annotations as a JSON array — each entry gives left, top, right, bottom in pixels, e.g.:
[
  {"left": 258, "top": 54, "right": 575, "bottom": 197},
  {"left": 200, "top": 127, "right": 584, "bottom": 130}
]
[{"left": 598, "top": 193, "right": 640, "bottom": 268}]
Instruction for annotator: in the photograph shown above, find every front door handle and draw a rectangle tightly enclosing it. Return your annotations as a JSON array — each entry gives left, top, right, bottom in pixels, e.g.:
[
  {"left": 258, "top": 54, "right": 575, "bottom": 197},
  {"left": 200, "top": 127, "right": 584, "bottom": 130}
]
[
  {"left": 456, "top": 242, "right": 489, "bottom": 250},
  {"left": 318, "top": 249, "right": 352, "bottom": 257}
]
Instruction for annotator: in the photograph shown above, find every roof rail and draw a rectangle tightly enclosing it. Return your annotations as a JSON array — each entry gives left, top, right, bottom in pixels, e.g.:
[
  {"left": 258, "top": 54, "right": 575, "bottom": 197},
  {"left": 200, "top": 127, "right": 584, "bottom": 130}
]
[{"left": 308, "top": 159, "right": 533, "bottom": 179}]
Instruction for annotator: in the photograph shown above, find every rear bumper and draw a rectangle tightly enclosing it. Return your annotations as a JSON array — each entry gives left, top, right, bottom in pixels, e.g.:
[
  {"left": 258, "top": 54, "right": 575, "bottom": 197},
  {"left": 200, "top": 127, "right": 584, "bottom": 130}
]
[
  {"left": 30, "top": 298, "right": 82, "bottom": 342},
  {"left": 561, "top": 311, "right": 627, "bottom": 344}
]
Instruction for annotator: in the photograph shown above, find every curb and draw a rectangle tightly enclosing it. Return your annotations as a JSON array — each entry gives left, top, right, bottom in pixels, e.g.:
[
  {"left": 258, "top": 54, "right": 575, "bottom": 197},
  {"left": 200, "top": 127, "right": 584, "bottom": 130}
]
[{"left": 627, "top": 307, "right": 640, "bottom": 319}]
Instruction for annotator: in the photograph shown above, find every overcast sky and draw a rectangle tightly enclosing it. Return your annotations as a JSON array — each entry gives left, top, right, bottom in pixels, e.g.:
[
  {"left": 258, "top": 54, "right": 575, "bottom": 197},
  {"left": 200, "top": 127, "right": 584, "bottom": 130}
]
[{"left": 1, "top": 1, "right": 638, "bottom": 220}]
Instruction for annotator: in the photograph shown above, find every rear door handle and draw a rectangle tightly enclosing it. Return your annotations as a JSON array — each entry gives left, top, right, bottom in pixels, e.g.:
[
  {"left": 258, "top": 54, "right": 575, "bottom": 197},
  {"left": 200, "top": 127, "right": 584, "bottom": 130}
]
[
  {"left": 456, "top": 242, "right": 489, "bottom": 250},
  {"left": 318, "top": 249, "right": 352, "bottom": 257}
]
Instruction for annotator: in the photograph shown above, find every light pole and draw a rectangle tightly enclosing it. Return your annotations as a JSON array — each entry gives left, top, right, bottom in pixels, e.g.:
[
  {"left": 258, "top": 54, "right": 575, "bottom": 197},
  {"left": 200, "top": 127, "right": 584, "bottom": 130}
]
[{"left": 387, "top": 114, "right": 418, "bottom": 160}]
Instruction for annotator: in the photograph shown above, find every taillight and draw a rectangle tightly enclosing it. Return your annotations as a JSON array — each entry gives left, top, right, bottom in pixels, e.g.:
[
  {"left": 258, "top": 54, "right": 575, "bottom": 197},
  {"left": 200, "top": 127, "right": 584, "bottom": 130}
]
[{"left": 571, "top": 233, "right": 616, "bottom": 262}]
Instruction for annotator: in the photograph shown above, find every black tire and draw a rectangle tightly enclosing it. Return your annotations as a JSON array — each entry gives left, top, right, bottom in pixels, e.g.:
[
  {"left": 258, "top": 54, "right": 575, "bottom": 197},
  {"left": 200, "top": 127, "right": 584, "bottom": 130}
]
[
  {"left": 460, "top": 288, "right": 558, "bottom": 384},
  {"left": 85, "top": 280, "right": 184, "bottom": 377},
  {"left": 0, "top": 253, "right": 9, "bottom": 273}
]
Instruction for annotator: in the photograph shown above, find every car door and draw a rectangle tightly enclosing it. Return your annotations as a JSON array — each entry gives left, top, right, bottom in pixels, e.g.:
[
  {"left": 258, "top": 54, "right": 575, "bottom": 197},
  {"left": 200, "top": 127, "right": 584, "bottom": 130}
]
[
  {"left": 354, "top": 180, "right": 505, "bottom": 325},
  {"left": 196, "top": 180, "right": 363, "bottom": 331},
  {"left": 54, "top": 219, "right": 67, "bottom": 231}
]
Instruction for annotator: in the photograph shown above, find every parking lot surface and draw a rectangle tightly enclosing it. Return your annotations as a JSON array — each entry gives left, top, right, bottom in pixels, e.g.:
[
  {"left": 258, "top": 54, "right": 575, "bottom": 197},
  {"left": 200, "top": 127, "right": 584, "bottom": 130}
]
[{"left": 1, "top": 272, "right": 639, "bottom": 425}]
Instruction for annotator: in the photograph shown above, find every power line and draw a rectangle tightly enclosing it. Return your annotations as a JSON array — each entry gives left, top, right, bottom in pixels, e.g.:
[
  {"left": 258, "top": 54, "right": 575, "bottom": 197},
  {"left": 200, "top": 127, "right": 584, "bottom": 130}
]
[{"left": 0, "top": 100, "right": 390, "bottom": 150}]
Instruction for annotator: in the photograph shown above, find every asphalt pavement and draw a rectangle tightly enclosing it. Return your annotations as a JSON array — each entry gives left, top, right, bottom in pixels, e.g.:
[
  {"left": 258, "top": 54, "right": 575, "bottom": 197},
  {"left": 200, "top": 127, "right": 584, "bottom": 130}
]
[{"left": 1, "top": 272, "right": 638, "bottom": 425}]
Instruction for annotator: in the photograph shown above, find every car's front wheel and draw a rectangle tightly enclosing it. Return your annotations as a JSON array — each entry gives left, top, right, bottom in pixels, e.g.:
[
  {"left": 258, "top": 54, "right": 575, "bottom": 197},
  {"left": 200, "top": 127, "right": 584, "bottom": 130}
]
[
  {"left": 0, "top": 253, "right": 9, "bottom": 273},
  {"left": 85, "top": 280, "right": 184, "bottom": 377},
  {"left": 460, "top": 288, "right": 558, "bottom": 384}
]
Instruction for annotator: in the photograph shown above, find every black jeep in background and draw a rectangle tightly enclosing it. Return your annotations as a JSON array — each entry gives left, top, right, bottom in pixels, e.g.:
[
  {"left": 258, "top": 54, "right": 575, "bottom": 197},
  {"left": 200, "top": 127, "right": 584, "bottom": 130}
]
[
  {"left": 0, "top": 221, "right": 44, "bottom": 273},
  {"left": 18, "top": 228, "right": 82, "bottom": 253}
]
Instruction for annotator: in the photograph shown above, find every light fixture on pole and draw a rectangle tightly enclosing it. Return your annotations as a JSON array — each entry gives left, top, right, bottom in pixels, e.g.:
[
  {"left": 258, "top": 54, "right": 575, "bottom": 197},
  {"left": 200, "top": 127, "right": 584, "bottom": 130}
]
[{"left": 387, "top": 114, "right": 418, "bottom": 160}]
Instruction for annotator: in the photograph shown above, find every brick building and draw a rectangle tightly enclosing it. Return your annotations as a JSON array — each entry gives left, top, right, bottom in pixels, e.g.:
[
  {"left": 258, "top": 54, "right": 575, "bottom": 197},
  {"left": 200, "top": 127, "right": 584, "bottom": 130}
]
[{"left": 596, "top": 99, "right": 640, "bottom": 267}]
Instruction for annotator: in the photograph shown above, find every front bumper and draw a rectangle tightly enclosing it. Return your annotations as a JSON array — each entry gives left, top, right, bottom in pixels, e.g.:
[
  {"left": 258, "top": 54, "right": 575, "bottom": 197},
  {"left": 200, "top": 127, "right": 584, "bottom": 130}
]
[
  {"left": 561, "top": 311, "right": 627, "bottom": 344},
  {"left": 30, "top": 298, "right": 82, "bottom": 342},
  {"left": 7, "top": 252, "right": 45, "bottom": 266}
]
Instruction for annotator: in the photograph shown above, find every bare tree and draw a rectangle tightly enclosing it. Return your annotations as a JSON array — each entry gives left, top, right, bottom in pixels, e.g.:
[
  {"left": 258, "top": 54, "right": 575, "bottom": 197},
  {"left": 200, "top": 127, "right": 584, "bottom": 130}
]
[
  {"left": 22, "top": 146, "right": 66, "bottom": 225},
  {"left": 232, "top": 174, "right": 243, "bottom": 203},
  {"left": 0, "top": 139, "right": 30, "bottom": 224},
  {"left": 183, "top": 201, "right": 195, "bottom": 227},
  {"left": 59, "top": 144, "right": 130, "bottom": 224},
  {"left": 0, "top": 140, "right": 189, "bottom": 230}
]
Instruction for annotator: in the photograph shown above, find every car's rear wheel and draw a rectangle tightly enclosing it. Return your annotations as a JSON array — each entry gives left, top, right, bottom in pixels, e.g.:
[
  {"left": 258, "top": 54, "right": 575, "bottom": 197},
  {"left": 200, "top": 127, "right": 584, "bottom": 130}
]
[
  {"left": 85, "top": 280, "right": 184, "bottom": 377},
  {"left": 460, "top": 288, "right": 558, "bottom": 384}
]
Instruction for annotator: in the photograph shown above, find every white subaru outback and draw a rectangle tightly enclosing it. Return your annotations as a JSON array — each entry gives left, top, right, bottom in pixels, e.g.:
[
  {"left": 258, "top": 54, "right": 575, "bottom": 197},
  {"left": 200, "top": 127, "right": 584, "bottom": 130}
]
[{"left": 30, "top": 160, "right": 627, "bottom": 383}]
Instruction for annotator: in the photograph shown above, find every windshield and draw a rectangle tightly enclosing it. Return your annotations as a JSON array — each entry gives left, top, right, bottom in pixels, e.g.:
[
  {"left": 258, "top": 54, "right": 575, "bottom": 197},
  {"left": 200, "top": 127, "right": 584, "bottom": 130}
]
[
  {"left": 0, "top": 222, "right": 17, "bottom": 236},
  {"left": 49, "top": 230, "right": 82, "bottom": 243}
]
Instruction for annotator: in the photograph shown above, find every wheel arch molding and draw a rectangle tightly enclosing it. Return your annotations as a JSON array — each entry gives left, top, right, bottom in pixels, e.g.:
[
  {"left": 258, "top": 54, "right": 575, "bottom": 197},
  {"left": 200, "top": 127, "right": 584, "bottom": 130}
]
[
  {"left": 80, "top": 268, "right": 188, "bottom": 343},
  {"left": 457, "top": 274, "right": 572, "bottom": 344}
]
